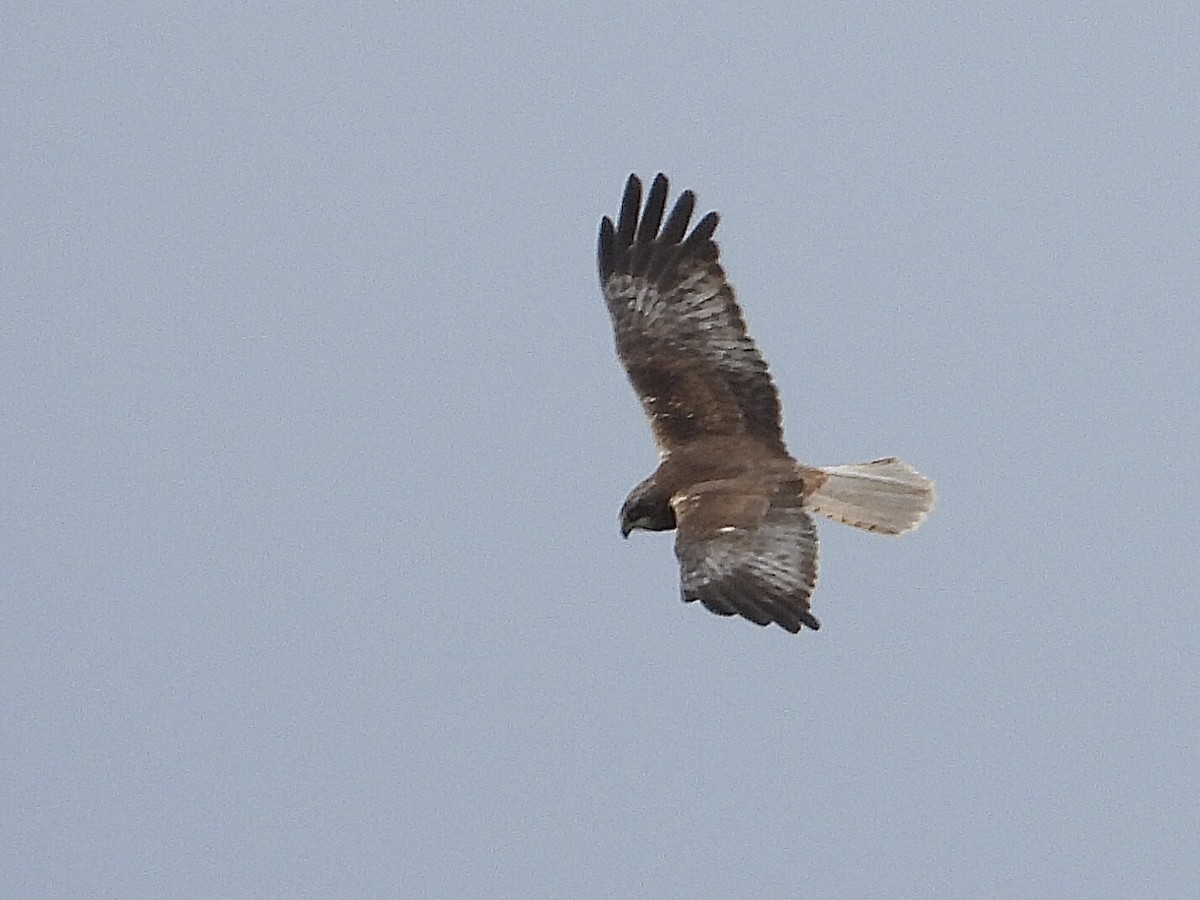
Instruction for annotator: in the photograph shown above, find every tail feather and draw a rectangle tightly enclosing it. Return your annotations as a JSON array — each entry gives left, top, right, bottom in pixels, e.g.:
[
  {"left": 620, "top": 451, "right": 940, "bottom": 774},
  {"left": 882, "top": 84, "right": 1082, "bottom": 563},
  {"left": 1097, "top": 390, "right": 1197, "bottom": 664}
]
[{"left": 807, "top": 458, "right": 935, "bottom": 535}]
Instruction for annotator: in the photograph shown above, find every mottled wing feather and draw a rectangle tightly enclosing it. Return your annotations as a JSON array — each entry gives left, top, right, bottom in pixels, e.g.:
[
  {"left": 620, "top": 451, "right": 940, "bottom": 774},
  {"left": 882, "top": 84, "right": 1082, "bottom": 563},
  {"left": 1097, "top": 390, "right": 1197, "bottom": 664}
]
[
  {"left": 598, "top": 173, "right": 786, "bottom": 453},
  {"left": 673, "top": 481, "right": 820, "bottom": 633}
]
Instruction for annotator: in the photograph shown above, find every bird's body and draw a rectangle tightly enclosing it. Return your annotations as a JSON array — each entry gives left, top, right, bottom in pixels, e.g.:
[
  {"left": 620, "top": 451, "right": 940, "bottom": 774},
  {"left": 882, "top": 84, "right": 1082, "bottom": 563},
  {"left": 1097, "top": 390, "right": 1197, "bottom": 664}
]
[
  {"left": 642, "top": 434, "right": 819, "bottom": 504},
  {"left": 598, "top": 173, "right": 935, "bottom": 633}
]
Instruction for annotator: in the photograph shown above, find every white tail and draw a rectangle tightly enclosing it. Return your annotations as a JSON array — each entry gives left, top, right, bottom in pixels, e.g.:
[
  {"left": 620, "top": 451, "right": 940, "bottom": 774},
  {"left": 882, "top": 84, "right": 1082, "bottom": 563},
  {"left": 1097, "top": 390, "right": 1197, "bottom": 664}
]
[{"left": 807, "top": 457, "right": 935, "bottom": 535}]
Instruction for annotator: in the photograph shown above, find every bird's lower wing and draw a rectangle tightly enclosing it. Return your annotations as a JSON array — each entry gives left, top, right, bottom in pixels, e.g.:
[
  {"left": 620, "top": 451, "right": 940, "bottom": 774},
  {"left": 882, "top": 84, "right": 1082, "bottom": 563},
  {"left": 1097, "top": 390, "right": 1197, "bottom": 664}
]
[{"left": 673, "top": 483, "right": 820, "bottom": 633}]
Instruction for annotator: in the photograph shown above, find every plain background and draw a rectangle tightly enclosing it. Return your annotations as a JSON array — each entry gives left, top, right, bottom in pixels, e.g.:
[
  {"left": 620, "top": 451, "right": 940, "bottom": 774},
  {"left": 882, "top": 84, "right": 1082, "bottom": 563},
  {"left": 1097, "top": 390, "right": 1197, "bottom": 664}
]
[{"left": 4, "top": 3, "right": 1198, "bottom": 898}]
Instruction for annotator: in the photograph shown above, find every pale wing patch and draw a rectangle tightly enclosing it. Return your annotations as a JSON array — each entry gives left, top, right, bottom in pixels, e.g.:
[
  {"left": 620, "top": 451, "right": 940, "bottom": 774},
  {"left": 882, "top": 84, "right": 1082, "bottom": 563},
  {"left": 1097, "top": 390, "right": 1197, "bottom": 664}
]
[{"left": 606, "top": 266, "right": 766, "bottom": 377}]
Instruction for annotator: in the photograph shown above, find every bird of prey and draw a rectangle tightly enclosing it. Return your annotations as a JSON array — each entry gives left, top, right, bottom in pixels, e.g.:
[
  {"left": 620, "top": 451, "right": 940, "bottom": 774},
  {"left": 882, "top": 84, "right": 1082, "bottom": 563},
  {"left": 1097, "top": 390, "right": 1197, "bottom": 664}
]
[{"left": 598, "top": 173, "right": 935, "bottom": 633}]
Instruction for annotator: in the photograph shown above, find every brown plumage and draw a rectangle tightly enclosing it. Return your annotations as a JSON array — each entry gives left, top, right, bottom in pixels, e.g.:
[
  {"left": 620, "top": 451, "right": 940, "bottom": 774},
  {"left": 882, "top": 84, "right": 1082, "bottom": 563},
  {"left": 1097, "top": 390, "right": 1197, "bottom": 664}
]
[{"left": 598, "top": 173, "right": 935, "bottom": 633}]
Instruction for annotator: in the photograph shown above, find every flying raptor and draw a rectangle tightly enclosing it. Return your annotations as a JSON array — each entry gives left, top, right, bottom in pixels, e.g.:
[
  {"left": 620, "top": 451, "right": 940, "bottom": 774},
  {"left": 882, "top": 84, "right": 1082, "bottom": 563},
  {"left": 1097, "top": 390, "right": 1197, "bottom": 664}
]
[{"left": 598, "top": 173, "right": 935, "bottom": 633}]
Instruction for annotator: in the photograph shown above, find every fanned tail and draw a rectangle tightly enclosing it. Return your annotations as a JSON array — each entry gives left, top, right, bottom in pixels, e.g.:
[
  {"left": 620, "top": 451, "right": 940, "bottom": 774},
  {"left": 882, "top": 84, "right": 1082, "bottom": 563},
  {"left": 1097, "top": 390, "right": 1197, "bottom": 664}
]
[{"left": 807, "top": 457, "right": 935, "bottom": 535}]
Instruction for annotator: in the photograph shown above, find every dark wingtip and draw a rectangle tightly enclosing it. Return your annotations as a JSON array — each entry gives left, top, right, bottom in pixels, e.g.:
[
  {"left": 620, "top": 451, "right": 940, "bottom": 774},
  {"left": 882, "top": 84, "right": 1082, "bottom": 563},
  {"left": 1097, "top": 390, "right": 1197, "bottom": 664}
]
[
  {"left": 658, "top": 189, "right": 695, "bottom": 245},
  {"left": 624, "top": 173, "right": 643, "bottom": 201},
  {"left": 687, "top": 211, "right": 720, "bottom": 246},
  {"left": 635, "top": 174, "right": 669, "bottom": 247},
  {"left": 616, "top": 174, "right": 642, "bottom": 248},
  {"left": 769, "top": 606, "right": 820, "bottom": 633},
  {"left": 603, "top": 173, "right": 722, "bottom": 284},
  {"left": 598, "top": 216, "right": 615, "bottom": 280}
]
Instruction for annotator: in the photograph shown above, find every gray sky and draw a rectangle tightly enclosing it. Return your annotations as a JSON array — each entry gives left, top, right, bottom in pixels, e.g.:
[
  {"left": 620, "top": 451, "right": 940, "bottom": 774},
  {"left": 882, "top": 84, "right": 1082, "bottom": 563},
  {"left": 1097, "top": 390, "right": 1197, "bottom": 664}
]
[{"left": 4, "top": 3, "right": 1199, "bottom": 898}]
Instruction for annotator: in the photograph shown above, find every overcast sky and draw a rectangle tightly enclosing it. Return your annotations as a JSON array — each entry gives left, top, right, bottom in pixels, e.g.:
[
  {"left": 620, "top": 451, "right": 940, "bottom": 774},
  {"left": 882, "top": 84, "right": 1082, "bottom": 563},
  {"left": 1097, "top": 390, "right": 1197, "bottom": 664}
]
[{"left": 4, "top": 3, "right": 1199, "bottom": 898}]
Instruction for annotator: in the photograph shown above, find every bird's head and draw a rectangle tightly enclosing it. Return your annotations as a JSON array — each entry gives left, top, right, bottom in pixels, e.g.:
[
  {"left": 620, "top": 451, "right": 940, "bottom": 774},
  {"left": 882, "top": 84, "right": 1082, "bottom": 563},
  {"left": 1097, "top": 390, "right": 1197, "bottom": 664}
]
[{"left": 619, "top": 478, "right": 676, "bottom": 538}]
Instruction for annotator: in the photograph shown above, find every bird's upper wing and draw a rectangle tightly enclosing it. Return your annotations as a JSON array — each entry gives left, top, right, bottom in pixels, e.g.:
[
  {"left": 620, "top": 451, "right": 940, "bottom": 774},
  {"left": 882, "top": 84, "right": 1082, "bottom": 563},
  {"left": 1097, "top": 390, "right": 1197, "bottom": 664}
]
[
  {"left": 598, "top": 173, "right": 786, "bottom": 454},
  {"left": 672, "top": 479, "right": 820, "bottom": 633}
]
